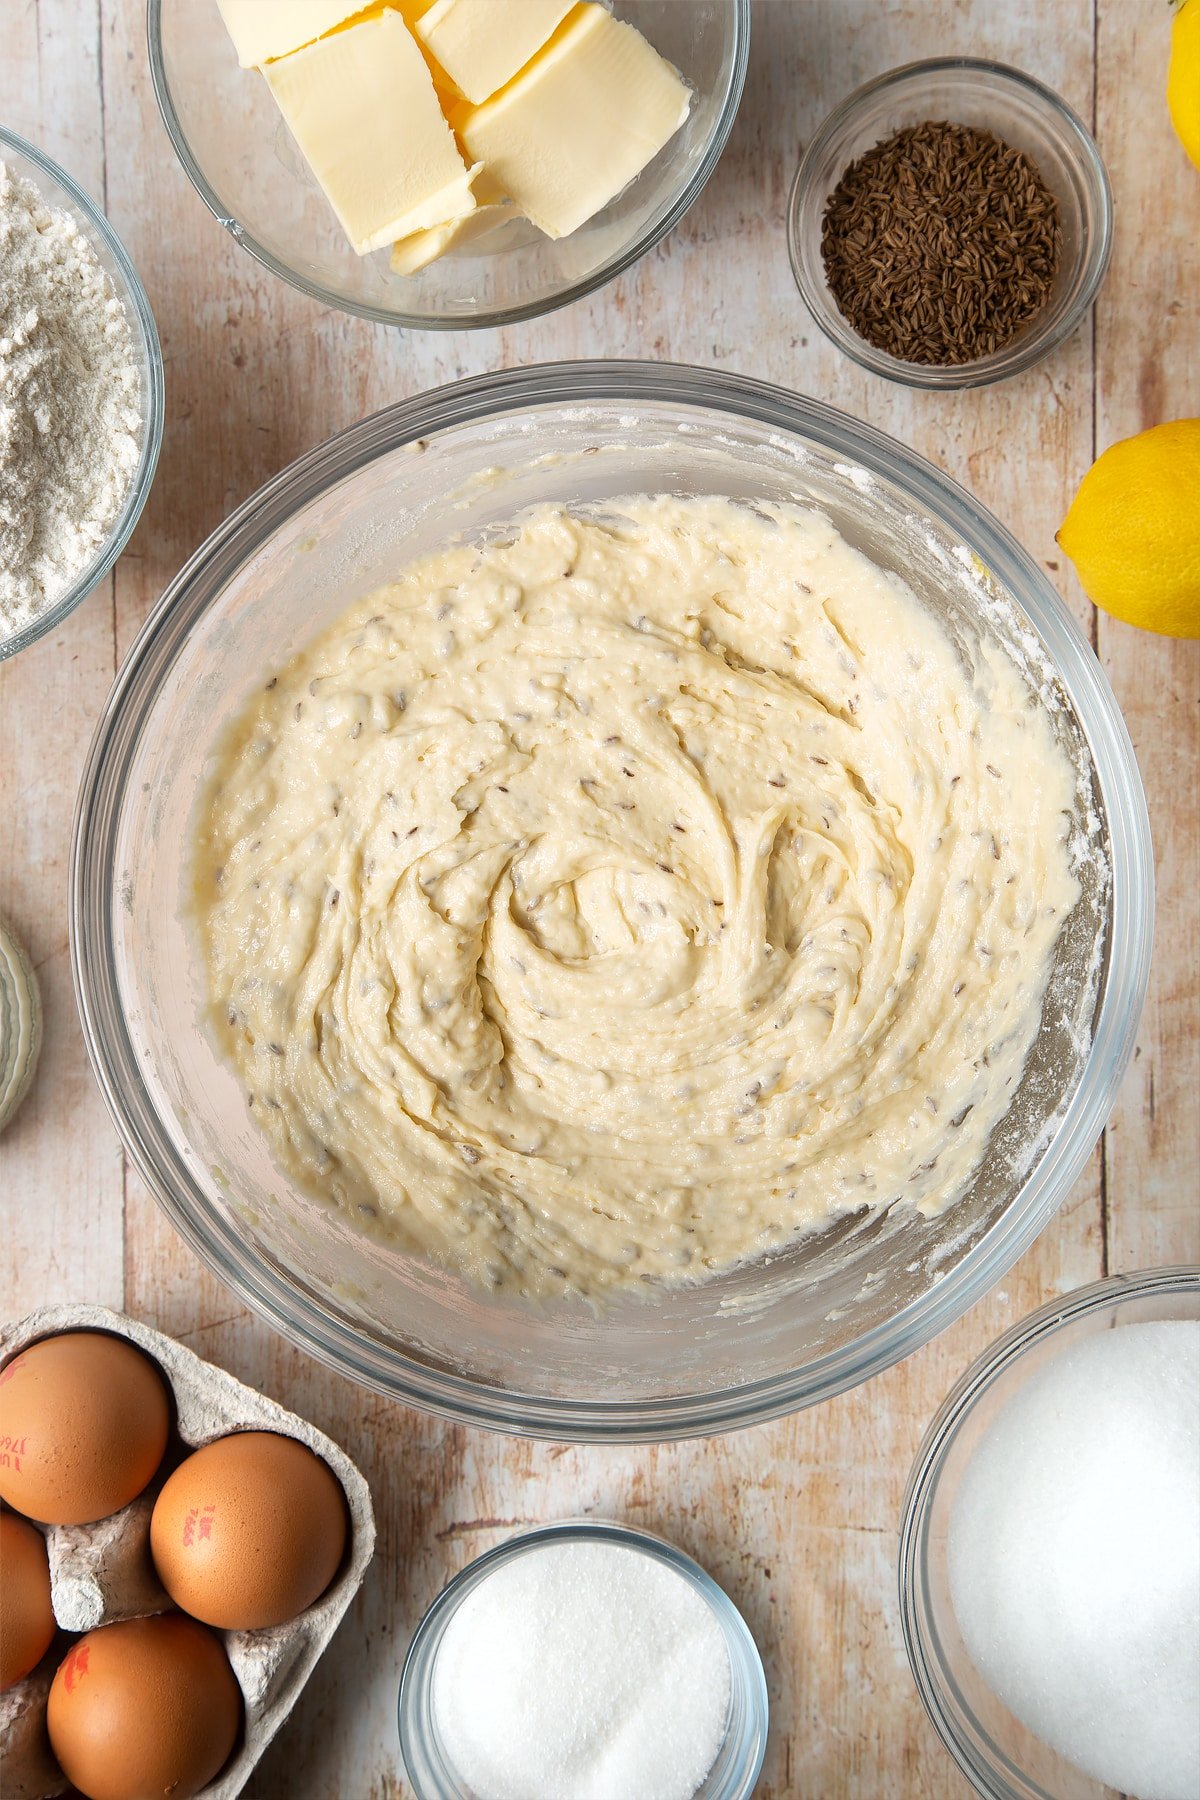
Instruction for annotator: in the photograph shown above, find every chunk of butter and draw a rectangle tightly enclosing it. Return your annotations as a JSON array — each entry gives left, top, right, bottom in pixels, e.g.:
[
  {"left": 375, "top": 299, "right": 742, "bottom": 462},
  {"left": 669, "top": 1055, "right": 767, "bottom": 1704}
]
[
  {"left": 455, "top": 2, "right": 691, "bottom": 240},
  {"left": 415, "top": 0, "right": 575, "bottom": 104},
  {"left": 215, "top": 0, "right": 367, "bottom": 68},
  {"left": 264, "top": 9, "right": 479, "bottom": 255},
  {"left": 390, "top": 174, "right": 517, "bottom": 274},
  {"left": 216, "top": 0, "right": 439, "bottom": 65}
]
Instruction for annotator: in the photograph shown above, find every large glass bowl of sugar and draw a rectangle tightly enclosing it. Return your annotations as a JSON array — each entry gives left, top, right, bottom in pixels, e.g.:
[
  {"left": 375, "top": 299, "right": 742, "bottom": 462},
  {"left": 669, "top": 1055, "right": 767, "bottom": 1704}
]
[
  {"left": 70, "top": 363, "right": 1151, "bottom": 1440},
  {"left": 900, "top": 1267, "right": 1200, "bottom": 1800}
]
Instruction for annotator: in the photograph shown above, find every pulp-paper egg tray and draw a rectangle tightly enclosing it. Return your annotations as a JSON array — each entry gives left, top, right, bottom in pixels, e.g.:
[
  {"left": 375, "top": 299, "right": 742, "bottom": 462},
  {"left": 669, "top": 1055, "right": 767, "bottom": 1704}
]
[{"left": 0, "top": 1305, "right": 376, "bottom": 1800}]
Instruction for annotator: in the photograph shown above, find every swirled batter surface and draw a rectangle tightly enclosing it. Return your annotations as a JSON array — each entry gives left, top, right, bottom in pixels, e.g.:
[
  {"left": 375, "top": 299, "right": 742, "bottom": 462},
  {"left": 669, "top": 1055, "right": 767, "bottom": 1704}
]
[{"left": 197, "top": 498, "right": 1079, "bottom": 1298}]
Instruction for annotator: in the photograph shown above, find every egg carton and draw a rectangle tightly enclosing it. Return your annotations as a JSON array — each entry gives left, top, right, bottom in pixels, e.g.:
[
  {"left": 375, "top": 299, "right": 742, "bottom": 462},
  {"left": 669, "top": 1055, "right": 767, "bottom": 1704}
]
[{"left": 0, "top": 1305, "right": 376, "bottom": 1800}]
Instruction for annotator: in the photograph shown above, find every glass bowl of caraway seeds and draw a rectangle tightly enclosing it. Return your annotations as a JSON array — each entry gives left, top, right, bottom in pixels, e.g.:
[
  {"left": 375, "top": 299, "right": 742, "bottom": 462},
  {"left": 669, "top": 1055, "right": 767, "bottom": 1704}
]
[{"left": 787, "top": 59, "right": 1112, "bottom": 389}]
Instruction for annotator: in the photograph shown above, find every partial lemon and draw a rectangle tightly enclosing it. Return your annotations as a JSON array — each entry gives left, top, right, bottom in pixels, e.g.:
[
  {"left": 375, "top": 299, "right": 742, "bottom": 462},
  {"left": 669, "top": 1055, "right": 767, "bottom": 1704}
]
[
  {"left": 1056, "top": 420, "right": 1200, "bottom": 638},
  {"left": 1168, "top": 0, "right": 1200, "bottom": 169}
]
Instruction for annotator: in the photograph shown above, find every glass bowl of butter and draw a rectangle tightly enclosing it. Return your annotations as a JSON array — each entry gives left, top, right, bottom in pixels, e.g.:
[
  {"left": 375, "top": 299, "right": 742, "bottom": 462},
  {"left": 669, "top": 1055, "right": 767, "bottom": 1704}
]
[
  {"left": 148, "top": 0, "right": 750, "bottom": 328},
  {"left": 71, "top": 362, "right": 1152, "bottom": 1441}
]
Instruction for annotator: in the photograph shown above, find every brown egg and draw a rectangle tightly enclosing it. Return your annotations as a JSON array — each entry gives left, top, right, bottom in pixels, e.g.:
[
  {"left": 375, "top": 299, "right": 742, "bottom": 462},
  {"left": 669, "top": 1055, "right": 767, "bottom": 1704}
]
[
  {"left": 0, "top": 1333, "right": 170, "bottom": 1525},
  {"left": 47, "top": 1613, "right": 240, "bottom": 1800},
  {"left": 0, "top": 1511, "right": 56, "bottom": 1690},
  {"left": 150, "top": 1430, "right": 347, "bottom": 1630}
]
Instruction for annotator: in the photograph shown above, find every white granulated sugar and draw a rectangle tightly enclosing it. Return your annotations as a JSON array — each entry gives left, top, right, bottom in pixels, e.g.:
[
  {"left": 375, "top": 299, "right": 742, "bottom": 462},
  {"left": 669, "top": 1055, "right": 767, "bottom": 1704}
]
[
  {"left": 949, "top": 1320, "right": 1200, "bottom": 1800},
  {"left": 0, "top": 158, "right": 141, "bottom": 636},
  {"left": 431, "top": 1539, "right": 732, "bottom": 1800}
]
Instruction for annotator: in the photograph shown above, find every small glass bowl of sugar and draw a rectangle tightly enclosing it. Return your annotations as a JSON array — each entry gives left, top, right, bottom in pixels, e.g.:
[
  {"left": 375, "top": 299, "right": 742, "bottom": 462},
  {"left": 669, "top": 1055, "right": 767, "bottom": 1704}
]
[
  {"left": 900, "top": 1266, "right": 1200, "bottom": 1800},
  {"left": 398, "top": 1519, "right": 768, "bottom": 1800}
]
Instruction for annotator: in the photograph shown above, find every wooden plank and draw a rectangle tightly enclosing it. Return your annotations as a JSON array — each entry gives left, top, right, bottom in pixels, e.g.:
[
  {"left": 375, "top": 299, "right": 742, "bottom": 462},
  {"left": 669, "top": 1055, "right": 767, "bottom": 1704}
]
[
  {"left": 0, "top": 0, "right": 125, "bottom": 1320},
  {"left": 2, "top": 0, "right": 106, "bottom": 180},
  {"left": 1094, "top": 0, "right": 1200, "bottom": 1272}
]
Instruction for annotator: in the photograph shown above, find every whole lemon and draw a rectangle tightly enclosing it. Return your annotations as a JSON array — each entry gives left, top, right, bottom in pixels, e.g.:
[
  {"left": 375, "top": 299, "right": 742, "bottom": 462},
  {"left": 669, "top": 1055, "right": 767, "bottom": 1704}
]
[
  {"left": 1168, "top": 0, "right": 1200, "bottom": 169},
  {"left": 1056, "top": 420, "right": 1200, "bottom": 638}
]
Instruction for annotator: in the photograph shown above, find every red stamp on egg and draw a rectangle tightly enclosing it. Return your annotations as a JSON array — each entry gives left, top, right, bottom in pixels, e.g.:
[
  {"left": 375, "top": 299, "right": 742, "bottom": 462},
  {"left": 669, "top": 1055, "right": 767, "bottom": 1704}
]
[
  {"left": 182, "top": 1502, "right": 218, "bottom": 1547},
  {"left": 61, "top": 1642, "right": 91, "bottom": 1693}
]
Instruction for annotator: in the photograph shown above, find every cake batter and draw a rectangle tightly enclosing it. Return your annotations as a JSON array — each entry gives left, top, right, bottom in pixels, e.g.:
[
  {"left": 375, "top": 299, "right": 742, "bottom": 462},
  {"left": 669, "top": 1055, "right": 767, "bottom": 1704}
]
[{"left": 195, "top": 497, "right": 1080, "bottom": 1298}]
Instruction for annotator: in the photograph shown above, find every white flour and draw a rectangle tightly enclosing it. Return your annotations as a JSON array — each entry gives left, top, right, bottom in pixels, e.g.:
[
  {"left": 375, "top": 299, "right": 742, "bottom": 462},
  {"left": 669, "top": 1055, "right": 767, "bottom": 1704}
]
[{"left": 0, "top": 158, "right": 141, "bottom": 638}]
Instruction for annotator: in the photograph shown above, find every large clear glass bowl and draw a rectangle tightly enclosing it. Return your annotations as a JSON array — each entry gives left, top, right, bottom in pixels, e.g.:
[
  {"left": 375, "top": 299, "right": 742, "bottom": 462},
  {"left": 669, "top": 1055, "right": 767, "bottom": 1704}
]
[
  {"left": 70, "top": 363, "right": 1152, "bottom": 1441},
  {"left": 0, "top": 128, "right": 164, "bottom": 661},
  {"left": 148, "top": 0, "right": 749, "bottom": 329},
  {"left": 899, "top": 1267, "right": 1200, "bottom": 1799}
]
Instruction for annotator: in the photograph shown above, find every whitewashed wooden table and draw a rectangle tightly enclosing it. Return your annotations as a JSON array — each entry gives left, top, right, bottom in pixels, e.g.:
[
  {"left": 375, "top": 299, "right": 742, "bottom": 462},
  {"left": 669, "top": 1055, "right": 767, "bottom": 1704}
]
[{"left": 2, "top": 3, "right": 1197, "bottom": 1795}]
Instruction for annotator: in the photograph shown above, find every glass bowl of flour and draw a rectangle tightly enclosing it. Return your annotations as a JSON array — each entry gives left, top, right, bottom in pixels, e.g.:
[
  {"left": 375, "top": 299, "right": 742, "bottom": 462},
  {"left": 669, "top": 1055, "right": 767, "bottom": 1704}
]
[
  {"left": 0, "top": 128, "right": 163, "bottom": 660},
  {"left": 71, "top": 363, "right": 1152, "bottom": 1440}
]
